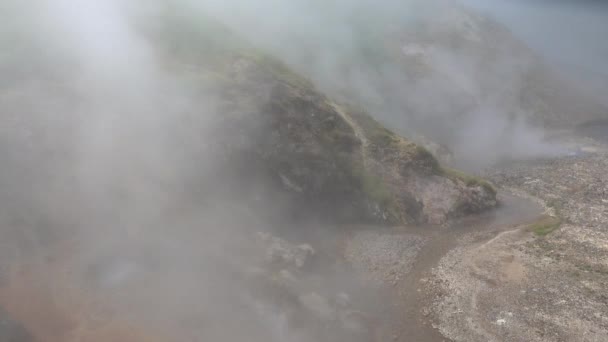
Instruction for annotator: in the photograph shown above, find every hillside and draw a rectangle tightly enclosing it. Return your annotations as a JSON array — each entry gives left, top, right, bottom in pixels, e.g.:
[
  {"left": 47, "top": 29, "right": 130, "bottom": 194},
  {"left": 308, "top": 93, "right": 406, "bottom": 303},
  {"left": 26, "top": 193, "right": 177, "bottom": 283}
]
[
  {"left": 145, "top": 10, "right": 497, "bottom": 224},
  {"left": 210, "top": 0, "right": 608, "bottom": 165},
  {"left": 0, "top": 4, "right": 497, "bottom": 228}
]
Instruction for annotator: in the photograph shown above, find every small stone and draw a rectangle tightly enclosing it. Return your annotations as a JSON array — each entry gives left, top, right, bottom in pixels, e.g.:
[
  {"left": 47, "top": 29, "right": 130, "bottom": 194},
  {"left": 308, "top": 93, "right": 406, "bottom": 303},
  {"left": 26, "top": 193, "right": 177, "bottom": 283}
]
[
  {"left": 299, "top": 293, "right": 336, "bottom": 321},
  {"left": 336, "top": 292, "right": 351, "bottom": 308}
]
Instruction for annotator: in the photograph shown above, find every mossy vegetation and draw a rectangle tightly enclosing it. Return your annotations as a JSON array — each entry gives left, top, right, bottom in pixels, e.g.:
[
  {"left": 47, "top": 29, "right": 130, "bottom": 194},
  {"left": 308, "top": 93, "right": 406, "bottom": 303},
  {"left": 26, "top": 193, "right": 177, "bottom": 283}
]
[
  {"left": 441, "top": 167, "right": 497, "bottom": 196},
  {"left": 347, "top": 105, "right": 400, "bottom": 148},
  {"left": 527, "top": 215, "right": 562, "bottom": 236}
]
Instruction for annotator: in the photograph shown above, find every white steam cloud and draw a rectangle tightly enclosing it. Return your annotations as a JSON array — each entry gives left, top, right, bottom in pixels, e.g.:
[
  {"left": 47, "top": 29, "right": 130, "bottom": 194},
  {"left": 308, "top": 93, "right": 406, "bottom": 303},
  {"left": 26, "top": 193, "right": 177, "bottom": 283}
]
[{"left": 0, "top": 0, "right": 602, "bottom": 341}]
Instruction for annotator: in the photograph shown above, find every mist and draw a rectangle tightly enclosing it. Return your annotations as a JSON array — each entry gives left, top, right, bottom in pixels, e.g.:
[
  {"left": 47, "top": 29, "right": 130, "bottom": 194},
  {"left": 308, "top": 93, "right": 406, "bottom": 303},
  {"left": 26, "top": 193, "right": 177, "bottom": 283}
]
[
  {"left": 186, "top": 0, "right": 586, "bottom": 169},
  {"left": 0, "top": 0, "right": 604, "bottom": 341},
  {"left": 461, "top": 0, "right": 608, "bottom": 110},
  {"left": 0, "top": 1, "right": 381, "bottom": 340},
  {"left": 1, "top": 1, "right": 272, "bottom": 340},
  {"left": 460, "top": 0, "right": 608, "bottom": 75}
]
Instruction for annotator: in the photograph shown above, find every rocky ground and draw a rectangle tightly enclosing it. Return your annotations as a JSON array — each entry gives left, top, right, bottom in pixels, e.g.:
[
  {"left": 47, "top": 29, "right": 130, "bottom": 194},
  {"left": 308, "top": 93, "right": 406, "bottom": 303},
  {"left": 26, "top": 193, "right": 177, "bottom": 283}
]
[
  {"left": 247, "top": 134, "right": 608, "bottom": 342},
  {"left": 344, "top": 231, "right": 425, "bottom": 287},
  {"left": 1, "top": 136, "right": 604, "bottom": 342},
  {"left": 426, "top": 136, "right": 608, "bottom": 341}
]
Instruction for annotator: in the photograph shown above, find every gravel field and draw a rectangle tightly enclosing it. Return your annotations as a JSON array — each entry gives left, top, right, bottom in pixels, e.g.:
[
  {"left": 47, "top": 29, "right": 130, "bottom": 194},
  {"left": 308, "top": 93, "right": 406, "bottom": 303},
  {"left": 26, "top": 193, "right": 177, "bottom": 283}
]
[
  {"left": 344, "top": 231, "right": 426, "bottom": 287},
  {"left": 427, "top": 136, "right": 608, "bottom": 341}
]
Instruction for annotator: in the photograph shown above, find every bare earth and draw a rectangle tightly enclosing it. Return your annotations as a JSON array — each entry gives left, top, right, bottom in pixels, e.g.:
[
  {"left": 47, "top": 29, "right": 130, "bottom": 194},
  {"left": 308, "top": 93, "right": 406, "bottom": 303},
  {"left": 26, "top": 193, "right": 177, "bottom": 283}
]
[{"left": 426, "top": 136, "right": 608, "bottom": 341}]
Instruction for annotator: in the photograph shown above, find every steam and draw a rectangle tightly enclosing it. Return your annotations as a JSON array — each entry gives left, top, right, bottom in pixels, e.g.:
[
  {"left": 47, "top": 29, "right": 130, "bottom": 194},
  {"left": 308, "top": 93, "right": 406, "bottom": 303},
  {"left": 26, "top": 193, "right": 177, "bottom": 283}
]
[
  {"left": 0, "top": 0, "right": 602, "bottom": 341},
  {"left": 461, "top": 0, "right": 608, "bottom": 109},
  {"left": 185, "top": 0, "right": 576, "bottom": 169}
]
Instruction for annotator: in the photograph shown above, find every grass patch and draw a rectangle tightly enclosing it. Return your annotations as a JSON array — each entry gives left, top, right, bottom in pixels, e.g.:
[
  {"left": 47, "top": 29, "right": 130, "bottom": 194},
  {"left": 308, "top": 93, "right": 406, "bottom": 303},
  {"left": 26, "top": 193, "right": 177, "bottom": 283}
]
[
  {"left": 441, "top": 167, "right": 497, "bottom": 196},
  {"left": 527, "top": 215, "right": 562, "bottom": 236}
]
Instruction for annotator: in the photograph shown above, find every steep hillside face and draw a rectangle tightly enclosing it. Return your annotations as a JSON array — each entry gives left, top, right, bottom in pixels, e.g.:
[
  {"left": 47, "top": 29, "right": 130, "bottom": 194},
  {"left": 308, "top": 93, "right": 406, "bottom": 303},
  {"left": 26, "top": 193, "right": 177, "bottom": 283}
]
[{"left": 145, "top": 11, "right": 497, "bottom": 225}]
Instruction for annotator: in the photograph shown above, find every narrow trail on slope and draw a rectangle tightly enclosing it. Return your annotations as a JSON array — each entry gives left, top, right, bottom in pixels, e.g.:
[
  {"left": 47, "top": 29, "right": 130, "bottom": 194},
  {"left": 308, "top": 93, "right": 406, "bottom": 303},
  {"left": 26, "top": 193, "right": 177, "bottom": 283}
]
[{"left": 331, "top": 102, "right": 370, "bottom": 167}]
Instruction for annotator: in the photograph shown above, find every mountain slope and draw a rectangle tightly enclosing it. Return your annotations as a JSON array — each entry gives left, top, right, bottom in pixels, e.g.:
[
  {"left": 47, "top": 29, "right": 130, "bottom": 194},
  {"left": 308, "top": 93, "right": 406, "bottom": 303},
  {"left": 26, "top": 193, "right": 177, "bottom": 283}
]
[
  {"left": 207, "top": 0, "right": 607, "bottom": 166},
  {"left": 144, "top": 10, "right": 497, "bottom": 224}
]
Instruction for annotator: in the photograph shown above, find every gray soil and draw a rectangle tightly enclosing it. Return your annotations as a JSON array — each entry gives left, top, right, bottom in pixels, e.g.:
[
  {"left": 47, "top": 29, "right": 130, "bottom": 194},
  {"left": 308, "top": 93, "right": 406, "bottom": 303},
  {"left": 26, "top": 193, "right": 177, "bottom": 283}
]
[{"left": 424, "top": 135, "right": 608, "bottom": 341}]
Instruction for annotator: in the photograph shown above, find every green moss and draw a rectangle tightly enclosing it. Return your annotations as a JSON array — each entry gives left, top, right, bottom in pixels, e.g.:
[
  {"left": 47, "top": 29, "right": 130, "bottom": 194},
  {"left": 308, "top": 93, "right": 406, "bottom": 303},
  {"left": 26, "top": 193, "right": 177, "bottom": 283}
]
[
  {"left": 441, "top": 167, "right": 497, "bottom": 196},
  {"left": 527, "top": 215, "right": 562, "bottom": 236},
  {"left": 347, "top": 106, "right": 400, "bottom": 147}
]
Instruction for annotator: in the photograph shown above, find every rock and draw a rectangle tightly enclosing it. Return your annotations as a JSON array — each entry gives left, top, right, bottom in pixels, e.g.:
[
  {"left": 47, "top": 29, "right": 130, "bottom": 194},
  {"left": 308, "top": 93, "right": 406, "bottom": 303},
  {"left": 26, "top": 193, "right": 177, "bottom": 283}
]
[
  {"left": 276, "top": 269, "right": 297, "bottom": 287},
  {"left": 339, "top": 310, "right": 371, "bottom": 335},
  {"left": 345, "top": 231, "right": 425, "bottom": 285},
  {"left": 257, "top": 232, "right": 315, "bottom": 269},
  {"left": 295, "top": 244, "right": 316, "bottom": 268},
  {"left": 298, "top": 292, "right": 336, "bottom": 321},
  {"left": 336, "top": 292, "right": 351, "bottom": 308}
]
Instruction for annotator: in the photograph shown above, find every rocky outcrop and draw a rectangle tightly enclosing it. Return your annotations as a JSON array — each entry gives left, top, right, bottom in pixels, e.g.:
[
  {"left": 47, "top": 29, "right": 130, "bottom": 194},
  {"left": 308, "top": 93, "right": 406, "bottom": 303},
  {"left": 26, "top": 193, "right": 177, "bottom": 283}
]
[{"left": 150, "top": 11, "right": 497, "bottom": 225}]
